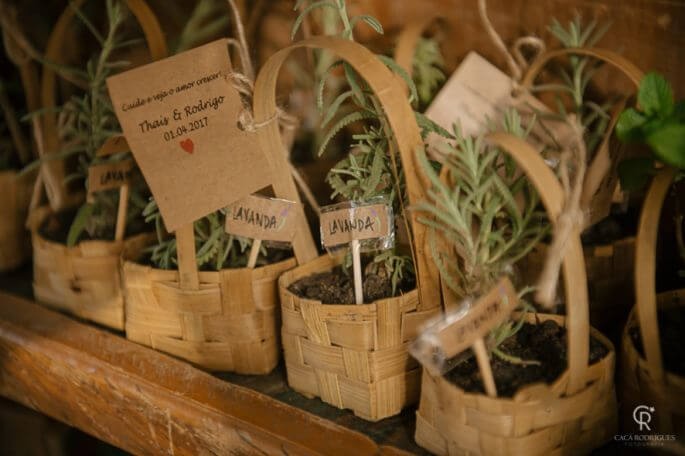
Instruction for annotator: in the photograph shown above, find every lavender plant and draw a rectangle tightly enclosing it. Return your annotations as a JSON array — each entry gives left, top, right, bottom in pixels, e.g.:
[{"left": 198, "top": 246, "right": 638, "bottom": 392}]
[
  {"left": 416, "top": 109, "right": 550, "bottom": 363},
  {"left": 293, "top": 0, "right": 447, "bottom": 295}
]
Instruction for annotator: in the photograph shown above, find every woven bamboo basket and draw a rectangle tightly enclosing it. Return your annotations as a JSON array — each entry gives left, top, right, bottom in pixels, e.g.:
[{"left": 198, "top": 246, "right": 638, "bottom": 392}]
[
  {"left": 620, "top": 168, "right": 685, "bottom": 452},
  {"left": 256, "top": 36, "right": 442, "bottom": 420},
  {"left": 122, "top": 255, "right": 297, "bottom": 373},
  {"left": 278, "top": 255, "right": 439, "bottom": 421},
  {"left": 29, "top": 206, "right": 152, "bottom": 330},
  {"left": 414, "top": 132, "right": 617, "bottom": 455},
  {"left": 0, "top": 170, "right": 33, "bottom": 272},
  {"left": 28, "top": 0, "right": 166, "bottom": 330}
]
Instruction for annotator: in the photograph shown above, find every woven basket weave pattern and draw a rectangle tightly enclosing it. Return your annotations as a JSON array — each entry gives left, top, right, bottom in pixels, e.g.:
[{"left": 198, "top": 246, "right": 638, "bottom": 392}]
[
  {"left": 31, "top": 208, "right": 151, "bottom": 330},
  {"left": 415, "top": 313, "right": 617, "bottom": 456},
  {"left": 278, "top": 254, "right": 440, "bottom": 421},
  {"left": 621, "top": 291, "right": 685, "bottom": 440},
  {"left": 123, "top": 257, "right": 296, "bottom": 373},
  {"left": 521, "top": 238, "right": 635, "bottom": 329},
  {"left": 0, "top": 171, "right": 33, "bottom": 272}
]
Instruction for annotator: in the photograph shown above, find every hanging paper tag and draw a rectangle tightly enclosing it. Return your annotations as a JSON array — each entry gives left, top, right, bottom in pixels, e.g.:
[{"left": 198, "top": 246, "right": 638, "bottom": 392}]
[
  {"left": 106, "top": 39, "right": 272, "bottom": 232},
  {"left": 425, "top": 52, "right": 573, "bottom": 155},
  {"left": 319, "top": 199, "right": 394, "bottom": 252},
  {"left": 225, "top": 194, "right": 300, "bottom": 243},
  {"left": 410, "top": 277, "right": 519, "bottom": 374},
  {"left": 87, "top": 159, "right": 136, "bottom": 194}
]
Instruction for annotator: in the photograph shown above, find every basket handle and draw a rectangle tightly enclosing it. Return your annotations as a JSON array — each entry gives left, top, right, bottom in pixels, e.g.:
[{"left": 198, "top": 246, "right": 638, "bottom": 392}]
[
  {"left": 487, "top": 131, "right": 590, "bottom": 395},
  {"left": 634, "top": 168, "right": 678, "bottom": 384},
  {"left": 521, "top": 47, "right": 644, "bottom": 226},
  {"left": 39, "top": 0, "right": 167, "bottom": 211},
  {"left": 253, "top": 36, "right": 440, "bottom": 310}
]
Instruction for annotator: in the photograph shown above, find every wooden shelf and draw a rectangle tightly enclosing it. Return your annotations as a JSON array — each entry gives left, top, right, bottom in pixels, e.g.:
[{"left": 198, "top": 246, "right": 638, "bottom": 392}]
[{"left": 0, "top": 266, "right": 426, "bottom": 455}]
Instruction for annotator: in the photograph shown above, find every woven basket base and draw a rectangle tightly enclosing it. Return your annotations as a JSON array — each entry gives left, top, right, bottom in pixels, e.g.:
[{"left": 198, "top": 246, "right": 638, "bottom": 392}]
[
  {"left": 620, "top": 290, "right": 685, "bottom": 449},
  {"left": 415, "top": 313, "right": 617, "bottom": 456},
  {"left": 279, "top": 254, "right": 440, "bottom": 421},
  {"left": 123, "top": 257, "right": 296, "bottom": 374}
]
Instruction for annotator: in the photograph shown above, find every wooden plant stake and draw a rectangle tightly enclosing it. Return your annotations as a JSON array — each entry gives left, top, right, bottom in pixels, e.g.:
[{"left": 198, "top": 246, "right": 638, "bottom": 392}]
[
  {"left": 319, "top": 201, "right": 393, "bottom": 305},
  {"left": 224, "top": 194, "right": 300, "bottom": 269},
  {"left": 411, "top": 277, "right": 518, "bottom": 397}
]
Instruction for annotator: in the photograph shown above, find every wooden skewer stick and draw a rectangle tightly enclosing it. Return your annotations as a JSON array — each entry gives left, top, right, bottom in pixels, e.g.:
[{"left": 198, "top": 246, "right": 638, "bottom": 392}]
[
  {"left": 175, "top": 223, "right": 203, "bottom": 342},
  {"left": 351, "top": 238, "right": 363, "bottom": 305},
  {"left": 114, "top": 184, "right": 129, "bottom": 242},
  {"left": 472, "top": 337, "right": 497, "bottom": 397},
  {"left": 246, "top": 238, "right": 261, "bottom": 269}
]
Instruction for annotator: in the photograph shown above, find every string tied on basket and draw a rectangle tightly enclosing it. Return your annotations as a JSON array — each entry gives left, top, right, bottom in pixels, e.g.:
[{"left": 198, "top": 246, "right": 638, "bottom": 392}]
[
  {"left": 223, "top": 0, "right": 320, "bottom": 215},
  {"left": 535, "top": 115, "right": 587, "bottom": 308},
  {"left": 477, "top": 0, "right": 545, "bottom": 90}
]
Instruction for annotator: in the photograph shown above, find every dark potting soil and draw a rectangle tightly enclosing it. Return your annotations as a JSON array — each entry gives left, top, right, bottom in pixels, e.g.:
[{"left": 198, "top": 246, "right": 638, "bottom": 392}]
[
  {"left": 629, "top": 305, "right": 685, "bottom": 377},
  {"left": 287, "top": 265, "right": 414, "bottom": 304},
  {"left": 444, "top": 319, "right": 609, "bottom": 398},
  {"left": 580, "top": 203, "right": 639, "bottom": 247}
]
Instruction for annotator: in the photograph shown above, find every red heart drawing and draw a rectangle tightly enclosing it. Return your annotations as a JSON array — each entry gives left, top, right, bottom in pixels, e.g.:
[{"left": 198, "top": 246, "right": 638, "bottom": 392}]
[{"left": 180, "top": 138, "right": 194, "bottom": 154}]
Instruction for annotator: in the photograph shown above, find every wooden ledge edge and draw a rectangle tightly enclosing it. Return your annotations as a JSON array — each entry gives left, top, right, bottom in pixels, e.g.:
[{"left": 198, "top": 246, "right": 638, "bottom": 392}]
[{"left": 0, "top": 291, "right": 412, "bottom": 455}]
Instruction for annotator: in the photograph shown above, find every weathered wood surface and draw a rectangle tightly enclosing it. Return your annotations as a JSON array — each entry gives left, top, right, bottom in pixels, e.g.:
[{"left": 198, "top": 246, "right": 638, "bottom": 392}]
[{"left": 0, "top": 278, "right": 421, "bottom": 455}]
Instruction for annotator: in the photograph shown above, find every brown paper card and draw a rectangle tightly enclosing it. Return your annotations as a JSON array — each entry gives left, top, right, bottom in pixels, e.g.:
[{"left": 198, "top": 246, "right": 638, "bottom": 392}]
[
  {"left": 436, "top": 277, "right": 518, "bottom": 357},
  {"left": 87, "top": 159, "right": 136, "bottom": 194},
  {"left": 320, "top": 203, "right": 391, "bottom": 248},
  {"left": 106, "top": 39, "right": 272, "bottom": 232},
  {"left": 425, "top": 52, "right": 573, "bottom": 154},
  {"left": 224, "top": 194, "right": 300, "bottom": 242}
]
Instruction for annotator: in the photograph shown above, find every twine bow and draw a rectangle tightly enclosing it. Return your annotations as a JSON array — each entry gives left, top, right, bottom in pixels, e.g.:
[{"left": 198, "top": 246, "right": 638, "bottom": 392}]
[{"left": 535, "top": 116, "right": 587, "bottom": 308}]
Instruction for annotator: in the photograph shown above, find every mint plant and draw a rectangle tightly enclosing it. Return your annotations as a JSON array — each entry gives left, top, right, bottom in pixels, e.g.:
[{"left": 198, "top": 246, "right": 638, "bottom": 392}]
[
  {"left": 293, "top": 0, "right": 447, "bottom": 295},
  {"left": 615, "top": 71, "right": 685, "bottom": 277},
  {"left": 416, "top": 109, "right": 549, "bottom": 363}
]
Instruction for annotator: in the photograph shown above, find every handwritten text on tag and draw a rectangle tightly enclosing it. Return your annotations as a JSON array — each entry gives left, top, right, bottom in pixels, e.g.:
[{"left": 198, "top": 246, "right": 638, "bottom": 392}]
[
  {"left": 87, "top": 159, "right": 135, "bottom": 194},
  {"left": 225, "top": 195, "right": 299, "bottom": 242},
  {"left": 437, "top": 277, "right": 519, "bottom": 357},
  {"left": 320, "top": 203, "right": 391, "bottom": 248},
  {"left": 106, "top": 39, "right": 272, "bottom": 232}
]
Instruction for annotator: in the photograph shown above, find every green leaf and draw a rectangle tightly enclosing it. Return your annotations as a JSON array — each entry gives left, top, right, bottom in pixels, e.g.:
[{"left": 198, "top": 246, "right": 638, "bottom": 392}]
[
  {"left": 291, "top": 1, "right": 337, "bottom": 40},
  {"left": 638, "top": 72, "right": 674, "bottom": 118},
  {"left": 646, "top": 124, "right": 685, "bottom": 169},
  {"left": 617, "top": 157, "right": 655, "bottom": 191},
  {"left": 67, "top": 203, "right": 96, "bottom": 247},
  {"left": 616, "top": 107, "right": 647, "bottom": 143},
  {"left": 350, "top": 15, "right": 384, "bottom": 34}
]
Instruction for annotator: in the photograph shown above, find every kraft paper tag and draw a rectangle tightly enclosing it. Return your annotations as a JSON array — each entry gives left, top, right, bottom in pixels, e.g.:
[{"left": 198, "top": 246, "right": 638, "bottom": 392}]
[
  {"left": 436, "top": 277, "right": 518, "bottom": 357},
  {"left": 320, "top": 203, "right": 391, "bottom": 248},
  {"left": 96, "top": 136, "right": 129, "bottom": 157},
  {"left": 106, "top": 39, "right": 272, "bottom": 232},
  {"left": 425, "top": 52, "right": 573, "bottom": 154},
  {"left": 87, "top": 159, "right": 136, "bottom": 194},
  {"left": 224, "top": 194, "right": 300, "bottom": 242}
]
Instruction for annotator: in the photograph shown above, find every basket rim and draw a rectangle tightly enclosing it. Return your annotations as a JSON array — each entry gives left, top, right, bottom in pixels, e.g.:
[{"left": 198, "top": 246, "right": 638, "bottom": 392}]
[
  {"left": 30, "top": 206, "right": 153, "bottom": 250},
  {"left": 423, "top": 312, "right": 616, "bottom": 405},
  {"left": 622, "top": 289, "right": 685, "bottom": 385},
  {"left": 122, "top": 253, "right": 297, "bottom": 275}
]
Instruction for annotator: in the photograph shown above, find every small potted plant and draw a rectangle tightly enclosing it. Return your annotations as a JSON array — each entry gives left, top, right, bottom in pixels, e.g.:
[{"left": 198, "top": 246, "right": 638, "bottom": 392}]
[
  {"left": 25, "top": 0, "right": 165, "bottom": 329},
  {"left": 0, "top": 77, "right": 33, "bottom": 272},
  {"left": 277, "top": 0, "right": 447, "bottom": 421},
  {"left": 412, "top": 112, "right": 617, "bottom": 455},
  {"left": 617, "top": 72, "right": 684, "bottom": 446},
  {"left": 120, "top": 0, "right": 298, "bottom": 374}
]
